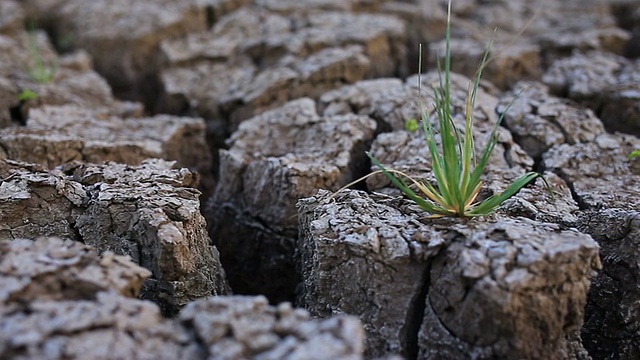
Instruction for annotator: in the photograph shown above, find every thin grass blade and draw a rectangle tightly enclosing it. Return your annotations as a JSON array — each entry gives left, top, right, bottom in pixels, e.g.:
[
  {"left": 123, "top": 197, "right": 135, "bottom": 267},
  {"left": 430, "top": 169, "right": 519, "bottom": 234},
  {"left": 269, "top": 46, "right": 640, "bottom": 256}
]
[
  {"left": 421, "top": 90, "right": 451, "bottom": 202},
  {"left": 434, "top": 1, "right": 464, "bottom": 209},
  {"left": 414, "top": 179, "right": 449, "bottom": 206},
  {"left": 367, "top": 153, "right": 452, "bottom": 215},
  {"left": 460, "top": 35, "right": 495, "bottom": 201},
  {"left": 468, "top": 172, "right": 541, "bottom": 216}
]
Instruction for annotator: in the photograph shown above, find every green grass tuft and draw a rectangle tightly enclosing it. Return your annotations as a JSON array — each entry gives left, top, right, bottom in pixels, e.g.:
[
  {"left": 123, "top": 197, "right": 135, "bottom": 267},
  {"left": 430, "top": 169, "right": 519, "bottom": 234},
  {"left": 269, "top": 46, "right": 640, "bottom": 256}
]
[
  {"left": 367, "top": 0, "right": 545, "bottom": 218},
  {"left": 25, "top": 23, "right": 58, "bottom": 84},
  {"left": 17, "top": 88, "right": 39, "bottom": 101}
]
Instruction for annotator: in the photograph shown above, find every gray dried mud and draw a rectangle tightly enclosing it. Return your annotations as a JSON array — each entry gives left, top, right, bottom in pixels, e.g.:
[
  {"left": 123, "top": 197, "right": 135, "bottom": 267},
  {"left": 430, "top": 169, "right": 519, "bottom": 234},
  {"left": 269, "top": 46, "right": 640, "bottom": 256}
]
[
  {"left": 205, "top": 98, "right": 376, "bottom": 302},
  {"left": 297, "top": 190, "right": 600, "bottom": 359},
  {"left": 0, "top": 237, "right": 364, "bottom": 360},
  {"left": 0, "top": 159, "right": 229, "bottom": 315},
  {"left": 1, "top": 0, "right": 640, "bottom": 359}
]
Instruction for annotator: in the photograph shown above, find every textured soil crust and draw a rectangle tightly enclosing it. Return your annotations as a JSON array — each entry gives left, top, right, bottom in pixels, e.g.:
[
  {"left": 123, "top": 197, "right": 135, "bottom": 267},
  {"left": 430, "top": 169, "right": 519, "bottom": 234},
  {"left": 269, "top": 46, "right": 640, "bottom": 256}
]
[{"left": 1, "top": 0, "right": 639, "bottom": 359}]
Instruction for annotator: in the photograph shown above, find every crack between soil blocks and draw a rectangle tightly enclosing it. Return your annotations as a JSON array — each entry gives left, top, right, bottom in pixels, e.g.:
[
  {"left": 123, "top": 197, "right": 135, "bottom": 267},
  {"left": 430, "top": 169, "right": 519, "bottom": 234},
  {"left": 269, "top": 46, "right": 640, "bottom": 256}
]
[
  {"left": 400, "top": 261, "right": 431, "bottom": 360},
  {"left": 553, "top": 168, "right": 589, "bottom": 210},
  {"left": 68, "top": 219, "right": 85, "bottom": 244}
]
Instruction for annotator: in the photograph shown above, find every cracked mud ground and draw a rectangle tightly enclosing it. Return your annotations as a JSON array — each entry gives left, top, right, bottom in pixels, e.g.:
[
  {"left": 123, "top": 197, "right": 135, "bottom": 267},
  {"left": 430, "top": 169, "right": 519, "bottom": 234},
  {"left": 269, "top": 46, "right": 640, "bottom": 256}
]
[{"left": 1, "top": 0, "right": 640, "bottom": 359}]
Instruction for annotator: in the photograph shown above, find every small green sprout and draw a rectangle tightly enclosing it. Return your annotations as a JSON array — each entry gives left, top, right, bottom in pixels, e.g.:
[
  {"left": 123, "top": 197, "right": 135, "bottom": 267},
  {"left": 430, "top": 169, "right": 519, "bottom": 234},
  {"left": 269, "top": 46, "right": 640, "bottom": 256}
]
[
  {"left": 366, "top": 0, "right": 544, "bottom": 218},
  {"left": 25, "top": 24, "right": 58, "bottom": 84},
  {"left": 17, "top": 88, "right": 39, "bottom": 101},
  {"left": 629, "top": 150, "right": 640, "bottom": 159},
  {"left": 405, "top": 118, "right": 420, "bottom": 132}
]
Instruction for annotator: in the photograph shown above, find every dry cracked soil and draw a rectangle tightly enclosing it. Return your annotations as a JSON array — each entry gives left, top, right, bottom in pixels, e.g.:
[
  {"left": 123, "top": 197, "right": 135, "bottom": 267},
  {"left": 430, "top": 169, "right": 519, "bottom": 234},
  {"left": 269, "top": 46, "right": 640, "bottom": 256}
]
[{"left": 0, "top": 0, "right": 639, "bottom": 359}]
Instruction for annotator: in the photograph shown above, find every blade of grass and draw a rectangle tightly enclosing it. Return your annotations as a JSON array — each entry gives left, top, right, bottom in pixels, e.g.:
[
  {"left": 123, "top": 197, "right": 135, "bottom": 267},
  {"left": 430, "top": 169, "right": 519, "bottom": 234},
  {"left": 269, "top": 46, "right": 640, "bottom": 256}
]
[
  {"left": 368, "top": 153, "right": 454, "bottom": 216},
  {"left": 468, "top": 172, "right": 541, "bottom": 216},
  {"left": 460, "top": 37, "right": 493, "bottom": 201},
  {"left": 419, "top": 52, "right": 450, "bottom": 203},
  {"left": 428, "top": 85, "right": 452, "bottom": 201}
]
